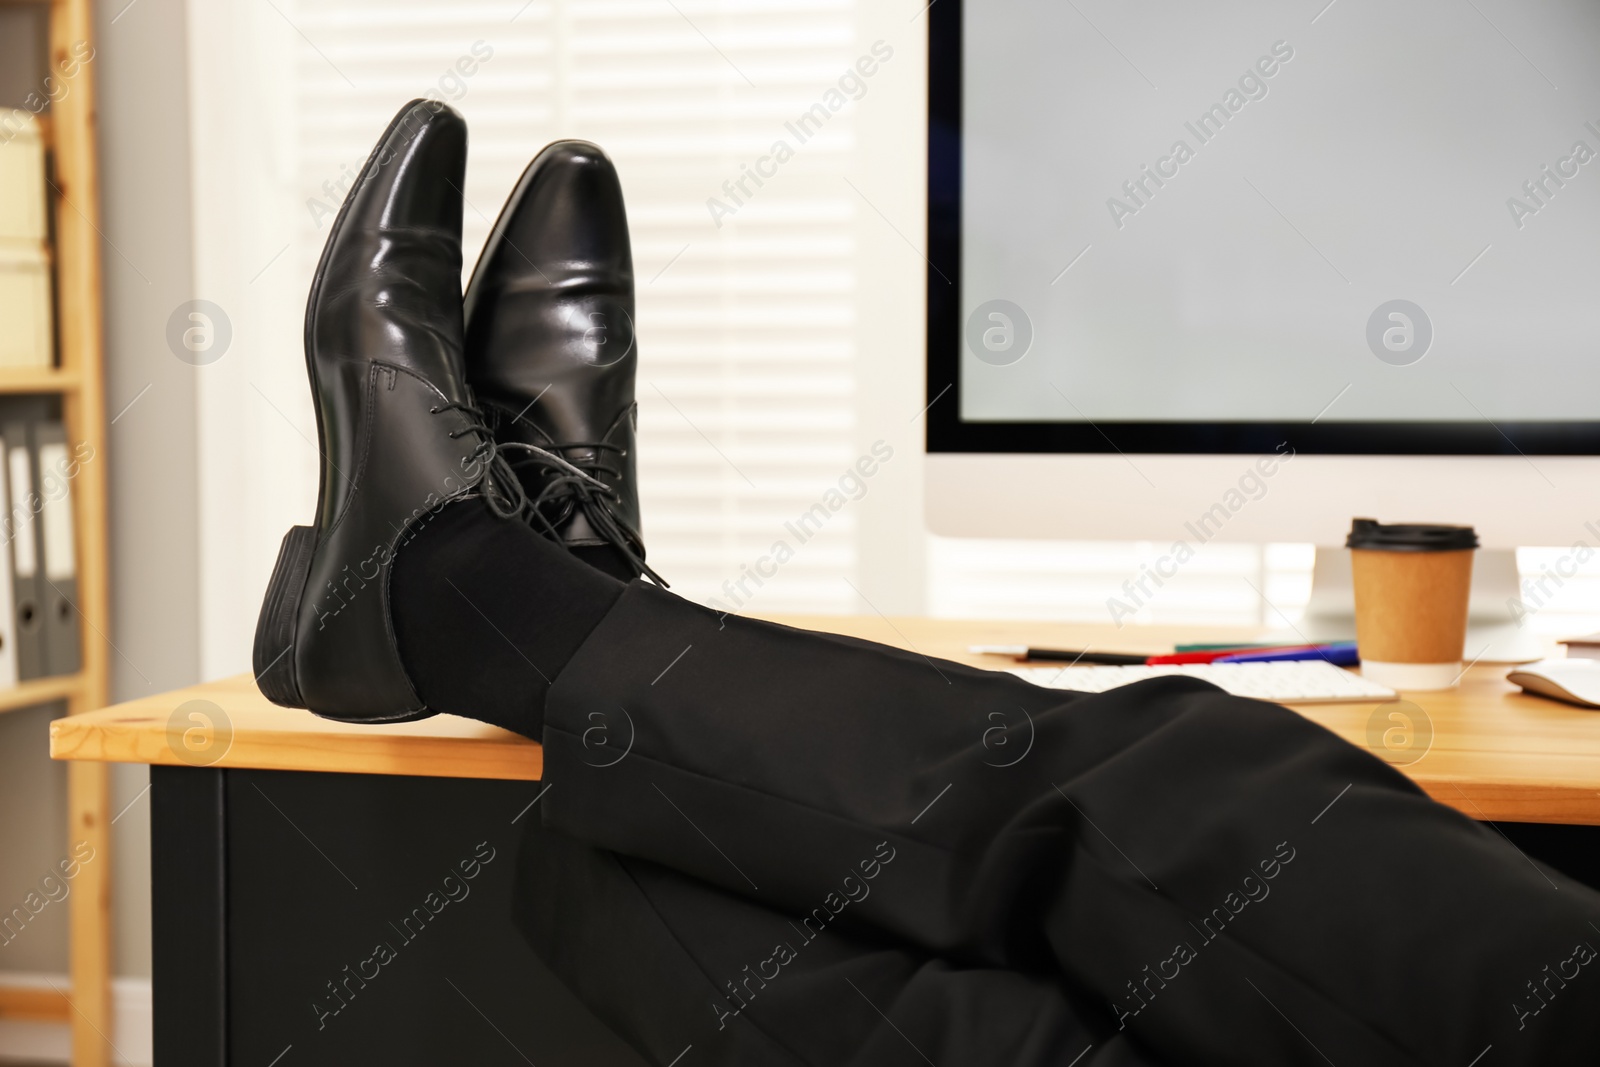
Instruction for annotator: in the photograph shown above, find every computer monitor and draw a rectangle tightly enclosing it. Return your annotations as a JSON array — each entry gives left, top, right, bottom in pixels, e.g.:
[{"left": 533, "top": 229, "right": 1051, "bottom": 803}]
[{"left": 924, "top": 0, "right": 1600, "bottom": 653}]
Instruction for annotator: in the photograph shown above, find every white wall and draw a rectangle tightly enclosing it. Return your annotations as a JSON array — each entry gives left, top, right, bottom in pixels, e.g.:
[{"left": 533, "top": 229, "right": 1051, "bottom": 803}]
[
  {"left": 95, "top": 0, "right": 207, "bottom": 982},
  {"left": 185, "top": 0, "right": 312, "bottom": 682},
  {"left": 851, "top": 4, "right": 930, "bottom": 615}
]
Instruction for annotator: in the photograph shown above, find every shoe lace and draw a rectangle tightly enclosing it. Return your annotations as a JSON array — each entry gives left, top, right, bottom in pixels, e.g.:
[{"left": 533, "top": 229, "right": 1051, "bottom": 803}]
[
  {"left": 429, "top": 400, "right": 530, "bottom": 521},
  {"left": 435, "top": 399, "right": 666, "bottom": 586},
  {"left": 501, "top": 440, "right": 667, "bottom": 587}
]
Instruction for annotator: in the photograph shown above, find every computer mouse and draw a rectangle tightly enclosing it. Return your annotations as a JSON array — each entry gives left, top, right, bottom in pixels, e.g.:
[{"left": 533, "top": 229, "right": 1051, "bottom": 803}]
[{"left": 1506, "top": 658, "right": 1600, "bottom": 709}]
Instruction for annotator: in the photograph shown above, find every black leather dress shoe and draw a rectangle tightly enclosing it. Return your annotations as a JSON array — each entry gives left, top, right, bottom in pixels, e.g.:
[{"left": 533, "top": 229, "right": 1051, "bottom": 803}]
[
  {"left": 253, "top": 99, "right": 523, "bottom": 722},
  {"left": 463, "top": 141, "right": 662, "bottom": 584}
]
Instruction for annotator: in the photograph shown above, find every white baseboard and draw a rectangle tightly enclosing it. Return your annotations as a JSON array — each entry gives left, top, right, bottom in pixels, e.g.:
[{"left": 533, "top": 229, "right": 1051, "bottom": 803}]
[{"left": 0, "top": 973, "right": 152, "bottom": 1066}]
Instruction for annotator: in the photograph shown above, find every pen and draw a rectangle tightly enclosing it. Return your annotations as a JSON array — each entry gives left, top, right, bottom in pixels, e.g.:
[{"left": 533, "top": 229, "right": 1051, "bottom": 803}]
[
  {"left": 1174, "top": 641, "right": 1314, "bottom": 652},
  {"left": 969, "top": 646, "right": 1152, "bottom": 665},
  {"left": 1215, "top": 642, "right": 1359, "bottom": 666},
  {"left": 973, "top": 641, "right": 1361, "bottom": 667},
  {"left": 1146, "top": 643, "right": 1342, "bottom": 665}
]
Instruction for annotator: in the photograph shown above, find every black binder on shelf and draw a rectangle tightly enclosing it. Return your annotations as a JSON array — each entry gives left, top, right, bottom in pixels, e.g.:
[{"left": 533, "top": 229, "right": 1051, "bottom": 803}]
[
  {"left": 5, "top": 420, "right": 46, "bottom": 680},
  {"left": 36, "top": 421, "right": 79, "bottom": 676}
]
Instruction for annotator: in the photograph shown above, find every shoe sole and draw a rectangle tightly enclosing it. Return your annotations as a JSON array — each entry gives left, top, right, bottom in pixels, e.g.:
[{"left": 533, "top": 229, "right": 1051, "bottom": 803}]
[
  {"left": 253, "top": 523, "right": 436, "bottom": 724},
  {"left": 253, "top": 525, "right": 315, "bottom": 708}
]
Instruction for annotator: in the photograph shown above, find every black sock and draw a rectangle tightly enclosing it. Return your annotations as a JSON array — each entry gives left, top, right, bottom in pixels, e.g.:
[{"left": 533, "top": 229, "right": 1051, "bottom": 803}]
[
  {"left": 571, "top": 543, "right": 639, "bottom": 582},
  {"left": 390, "top": 497, "right": 625, "bottom": 737}
]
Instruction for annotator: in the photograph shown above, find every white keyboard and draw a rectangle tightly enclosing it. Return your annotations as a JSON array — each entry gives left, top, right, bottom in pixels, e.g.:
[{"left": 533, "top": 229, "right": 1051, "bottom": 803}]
[{"left": 1009, "top": 660, "right": 1396, "bottom": 704}]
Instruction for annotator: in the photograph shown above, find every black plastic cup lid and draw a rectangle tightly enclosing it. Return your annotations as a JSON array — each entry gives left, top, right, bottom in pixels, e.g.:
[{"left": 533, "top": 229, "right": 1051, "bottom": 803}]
[{"left": 1346, "top": 518, "right": 1479, "bottom": 552}]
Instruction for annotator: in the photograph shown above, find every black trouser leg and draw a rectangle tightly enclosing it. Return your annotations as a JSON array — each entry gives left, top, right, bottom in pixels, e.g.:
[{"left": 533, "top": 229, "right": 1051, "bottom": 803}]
[
  {"left": 513, "top": 821, "right": 1165, "bottom": 1066},
  {"left": 538, "top": 582, "right": 1600, "bottom": 1066}
]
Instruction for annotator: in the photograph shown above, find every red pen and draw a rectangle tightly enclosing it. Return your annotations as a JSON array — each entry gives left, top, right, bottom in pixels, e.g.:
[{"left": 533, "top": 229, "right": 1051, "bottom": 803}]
[{"left": 1145, "top": 644, "right": 1322, "bottom": 665}]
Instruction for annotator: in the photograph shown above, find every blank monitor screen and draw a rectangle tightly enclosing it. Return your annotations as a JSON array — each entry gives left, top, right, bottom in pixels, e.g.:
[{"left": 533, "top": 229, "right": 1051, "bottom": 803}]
[{"left": 935, "top": 0, "right": 1600, "bottom": 453}]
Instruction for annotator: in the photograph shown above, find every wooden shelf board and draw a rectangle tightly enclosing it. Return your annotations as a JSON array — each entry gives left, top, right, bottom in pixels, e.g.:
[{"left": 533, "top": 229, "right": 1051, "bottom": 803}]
[
  {"left": 0, "top": 672, "right": 81, "bottom": 715},
  {"left": 0, "top": 980, "right": 71, "bottom": 1023},
  {"left": 0, "top": 367, "right": 80, "bottom": 394}
]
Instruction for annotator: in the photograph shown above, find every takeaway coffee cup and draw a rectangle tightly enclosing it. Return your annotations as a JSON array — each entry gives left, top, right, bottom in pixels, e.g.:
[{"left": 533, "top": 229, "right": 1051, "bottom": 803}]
[{"left": 1346, "top": 518, "right": 1478, "bottom": 691}]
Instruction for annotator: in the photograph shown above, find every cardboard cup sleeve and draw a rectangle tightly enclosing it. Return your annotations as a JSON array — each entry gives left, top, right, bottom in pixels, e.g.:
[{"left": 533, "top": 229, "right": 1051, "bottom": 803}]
[{"left": 1346, "top": 519, "right": 1477, "bottom": 691}]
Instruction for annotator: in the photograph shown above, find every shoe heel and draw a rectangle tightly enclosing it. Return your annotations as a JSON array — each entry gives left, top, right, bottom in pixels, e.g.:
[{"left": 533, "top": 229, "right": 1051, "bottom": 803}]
[{"left": 253, "top": 525, "right": 317, "bottom": 708}]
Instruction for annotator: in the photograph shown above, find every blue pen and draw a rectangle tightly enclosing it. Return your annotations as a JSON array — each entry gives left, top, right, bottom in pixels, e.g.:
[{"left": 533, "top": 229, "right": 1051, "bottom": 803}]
[{"left": 1215, "top": 642, "right": 1359, "bottom": 667}]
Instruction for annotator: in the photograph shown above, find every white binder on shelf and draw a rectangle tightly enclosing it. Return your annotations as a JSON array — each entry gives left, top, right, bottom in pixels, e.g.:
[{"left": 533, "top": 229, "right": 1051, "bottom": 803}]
[{"left": 36, "top": 421, "right": 79, "bottom": 676}]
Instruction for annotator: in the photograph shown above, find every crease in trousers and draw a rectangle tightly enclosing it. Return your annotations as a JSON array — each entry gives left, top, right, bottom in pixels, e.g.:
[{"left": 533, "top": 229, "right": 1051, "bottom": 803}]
[
  {"left": 515, "top": 821, "right": 1164, "bottom": 1066},
  {"left": 522, "top": 581, "right": 1600, "bottom": 1066}
]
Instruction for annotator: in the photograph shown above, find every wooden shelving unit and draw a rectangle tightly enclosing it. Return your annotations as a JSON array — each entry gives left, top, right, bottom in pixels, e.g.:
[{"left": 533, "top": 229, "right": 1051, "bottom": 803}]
[
  {"left": 0, "top": 367, "right": 81, "bottom": 394},
  {"left": 0, "top": 0, "right": 112, "bottom": 1063},
  {"left": 0, "top": 670, "right": 86, "bottom": 714}
]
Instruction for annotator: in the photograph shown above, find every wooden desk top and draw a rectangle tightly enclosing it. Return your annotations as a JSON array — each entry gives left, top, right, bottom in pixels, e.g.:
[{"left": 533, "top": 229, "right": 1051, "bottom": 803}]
[{"left": 50, "top": 615, "right": 1600, "bottom": 825}]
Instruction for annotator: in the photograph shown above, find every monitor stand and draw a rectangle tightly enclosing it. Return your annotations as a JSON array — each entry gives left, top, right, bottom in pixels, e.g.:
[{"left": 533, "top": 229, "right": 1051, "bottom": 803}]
[{"left": 1261, "top": 547, "right": 1547, "bottom": 664}]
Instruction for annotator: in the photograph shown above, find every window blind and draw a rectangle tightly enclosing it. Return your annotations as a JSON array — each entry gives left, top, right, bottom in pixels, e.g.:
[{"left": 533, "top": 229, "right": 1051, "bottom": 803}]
[
  {"left": 928, "top": 537, "right": 1316, "bottom": 629},
  {"left": 288, "top": 0, "right": 864, "bottom": 613}
]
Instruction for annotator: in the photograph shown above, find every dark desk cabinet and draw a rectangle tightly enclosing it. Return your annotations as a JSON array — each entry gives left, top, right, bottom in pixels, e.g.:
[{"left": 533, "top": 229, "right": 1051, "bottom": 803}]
[
  {"left": 151, "top": 766, "right": 646, "bottom": 1067},
  {"left": 146, "top": 765, "right": 1600, "bottom": 1066}
]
